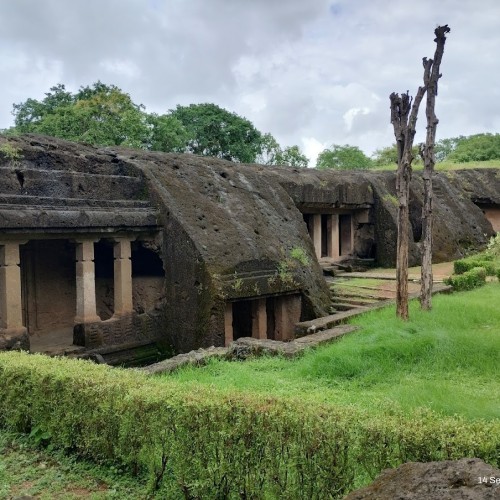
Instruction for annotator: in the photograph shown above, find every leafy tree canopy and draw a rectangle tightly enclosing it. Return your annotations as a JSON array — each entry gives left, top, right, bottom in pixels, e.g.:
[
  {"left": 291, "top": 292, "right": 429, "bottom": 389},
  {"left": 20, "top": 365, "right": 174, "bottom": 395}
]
[
  {"left": 257, "top": 133, "right": 308, "bottom": 168},
  {"left": 446, "top": 133, "right": 500, "bottom": 162},
  {"left": 169, "top": 103, "right": 264, "bottom": 163},
  {"left": 316, "top": 144, "right": 372, "bottom": 170},
  {"left": 371, "top": 143, "right": 422, "bottom": 166}
]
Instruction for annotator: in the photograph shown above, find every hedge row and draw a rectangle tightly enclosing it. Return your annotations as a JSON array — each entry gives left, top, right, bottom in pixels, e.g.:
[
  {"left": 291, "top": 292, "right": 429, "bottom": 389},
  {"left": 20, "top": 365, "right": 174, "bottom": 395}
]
[
  {"left": 445, "top": 266, "right": 487, "bottom": 291},
  {"left": 0, "top": 352, "right": 499, "bottom": 498},
  {"left": 453, "top": 256, "right": 497, "bottom": 276}
]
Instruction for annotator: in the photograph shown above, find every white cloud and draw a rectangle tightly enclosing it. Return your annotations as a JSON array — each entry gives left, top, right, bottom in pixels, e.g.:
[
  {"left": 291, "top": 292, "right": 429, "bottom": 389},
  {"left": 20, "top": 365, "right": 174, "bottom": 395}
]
[{"left": 1, "top": 0, "right": 499, "bottom": 165}]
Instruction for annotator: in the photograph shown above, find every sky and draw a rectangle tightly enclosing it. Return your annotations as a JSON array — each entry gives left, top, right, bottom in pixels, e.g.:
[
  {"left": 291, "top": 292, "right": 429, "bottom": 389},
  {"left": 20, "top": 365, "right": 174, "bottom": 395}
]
[{"left": 1, "top": 0, "right": 499, "bottom": 165}]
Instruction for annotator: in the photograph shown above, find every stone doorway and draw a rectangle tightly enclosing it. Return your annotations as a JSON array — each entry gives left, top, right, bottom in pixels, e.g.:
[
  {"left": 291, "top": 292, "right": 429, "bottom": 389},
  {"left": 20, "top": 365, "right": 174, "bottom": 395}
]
[{"left": 21, "top": 239, "right": 76, "bottom": 352}]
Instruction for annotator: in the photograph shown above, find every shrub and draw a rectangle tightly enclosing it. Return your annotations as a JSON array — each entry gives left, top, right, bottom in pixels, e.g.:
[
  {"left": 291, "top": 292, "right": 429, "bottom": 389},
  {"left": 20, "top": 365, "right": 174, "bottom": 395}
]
[
  {"left": 487, "top": 232, "right": 500, "bottom": 258},
  {"left": 445, "top": 267, "right": 487, "bottom": 291},
  {"left": 453, "top": 258, "right": 496, "bottom": 276},
  {"left": 0, "top": 352, "right": 498, "bottom": 498}
]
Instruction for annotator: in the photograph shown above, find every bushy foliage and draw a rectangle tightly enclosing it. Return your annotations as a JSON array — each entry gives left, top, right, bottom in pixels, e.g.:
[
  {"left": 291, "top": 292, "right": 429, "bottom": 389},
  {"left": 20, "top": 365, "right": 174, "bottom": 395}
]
[
  {"left": 371, "top": 144, "right": 422, "bottom": 167},
  {"left": 258, "top": 133, "right": 309, "bottom": 167},
  {"left": 317, "top": 144, "right": 373, "bottom": 170},
  {"left": 453, "top": 257, "right": 497, "bottom": 276},
  {"left": 487, "top": 232, "right": 500, "bottom": 258},
  {"left": 447, "top": 133, "right": 500, "bottom": 163},
  {"left": 10, "top": 82, "right": 303, "bottom": 164},
  {"left": 445, "top": 267, "right": 487, "bottom": 291},
  {"left": 0, "top": 353, "right": 498, "bottom": 498}
]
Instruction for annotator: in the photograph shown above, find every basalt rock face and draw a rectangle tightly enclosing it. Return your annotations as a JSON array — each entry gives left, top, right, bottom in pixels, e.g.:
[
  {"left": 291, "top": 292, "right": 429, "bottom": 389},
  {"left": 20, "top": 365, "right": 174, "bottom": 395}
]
[
  {"left": 0, "top": 134, "right": 498, "bottom": 355},
  {"left": 365, "top": 170, "right": 495, "bottom": 267},
  {"left": 120, "top": 152, "right": 332, "bottom": 351},
  {"left": 345, "top": 458, "right": 500, "bottom": 500}
]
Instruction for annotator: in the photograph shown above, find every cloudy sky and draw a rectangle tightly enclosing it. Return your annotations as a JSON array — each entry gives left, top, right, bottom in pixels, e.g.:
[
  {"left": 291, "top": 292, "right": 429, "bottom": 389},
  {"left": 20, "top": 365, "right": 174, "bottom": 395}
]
[{"left": 1, "top": 0, "right": 499, "bottom": 165}]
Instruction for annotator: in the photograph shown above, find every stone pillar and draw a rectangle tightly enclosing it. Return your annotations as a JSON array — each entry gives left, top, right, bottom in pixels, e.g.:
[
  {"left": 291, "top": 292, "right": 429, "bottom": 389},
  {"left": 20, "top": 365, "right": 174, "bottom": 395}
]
[
  {"left": 251, "top": 298, "right": 267, "bottom": 340},
  {"left": 224, "top": 302, "right": 233, "bottom": 346},
  {"left": 0, "top": 242, "right": 29, "bottom": 350},
  {"left": 0, "top": 243, "right": 24, "bottom": 330},
  {"left": 312, "top": 214, "right": 322, "bottom": 259},
  {"left": 274, "top": 294, "right": 302, "bottom": 342},
  {"left": 74, "top": 239, "right": 100, "bottom": 324},
  {"left": 113, "top": 238, "right": 133, "bottom": 317},
  {"left": 327, "top": 214, "right": 340, "bottom": 260}
]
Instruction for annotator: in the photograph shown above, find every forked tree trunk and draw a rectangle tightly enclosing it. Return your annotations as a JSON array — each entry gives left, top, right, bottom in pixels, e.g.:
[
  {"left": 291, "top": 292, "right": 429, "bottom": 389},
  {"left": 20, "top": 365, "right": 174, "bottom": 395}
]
[
  {"left": 390, "top": 25, "right": 450, "bottom": 320},
  {"left": 420, "top": 25, "right": 450, "bottom": 310},
  {"left": 390, "top": 89, "right": 426, "bottom": 320}
]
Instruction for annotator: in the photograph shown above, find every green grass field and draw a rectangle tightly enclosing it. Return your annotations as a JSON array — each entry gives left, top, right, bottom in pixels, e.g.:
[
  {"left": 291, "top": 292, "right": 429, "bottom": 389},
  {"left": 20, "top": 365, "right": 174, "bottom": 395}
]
[
  {"left": 169, "top": 283, "right": 500, "bottom": 421},
  {"left": 372, "top": 159, "right": 500, "bottom": 171}
]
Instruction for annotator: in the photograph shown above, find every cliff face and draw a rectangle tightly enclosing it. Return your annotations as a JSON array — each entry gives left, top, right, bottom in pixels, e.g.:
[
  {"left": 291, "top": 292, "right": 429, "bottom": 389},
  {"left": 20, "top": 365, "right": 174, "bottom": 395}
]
[{"left": 1, "top": 134, "right": 498, "bottom": 354}]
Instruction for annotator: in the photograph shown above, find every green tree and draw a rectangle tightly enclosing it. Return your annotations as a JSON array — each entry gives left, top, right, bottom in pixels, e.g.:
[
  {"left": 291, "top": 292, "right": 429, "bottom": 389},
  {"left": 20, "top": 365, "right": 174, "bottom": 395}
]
[
  {"left": 169, "top": 103, "right": 263, "bottom": 163},
  {"left": 447, "top": 133, "right": 500, "bottom": 162},
  {"left": 12, "top": 82, "right": 150, "bottom": 148},
  {"left": 372, "top": 143, "right": 422, "bottom": 167},
  {"left": 257, "top": 133, "right": 308, "bottom": 167},
  {"left": 316, "top": 144, "right": 372, "bottom": 170},
  {"left": 434, "top": 136, "right": 463, "bottom": 162},
  {"left": 145, "top": 113, "right": 189, "bottom": 153}
]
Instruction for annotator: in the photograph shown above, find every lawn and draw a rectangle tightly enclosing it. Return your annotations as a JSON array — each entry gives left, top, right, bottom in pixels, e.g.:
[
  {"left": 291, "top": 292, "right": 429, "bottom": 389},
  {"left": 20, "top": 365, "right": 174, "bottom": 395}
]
[
  {"left": 168, "top": 283, "right": 500, "bottom": 421},
  {"left": 372, "top": 159, "right": 500, "bottom": 171}
]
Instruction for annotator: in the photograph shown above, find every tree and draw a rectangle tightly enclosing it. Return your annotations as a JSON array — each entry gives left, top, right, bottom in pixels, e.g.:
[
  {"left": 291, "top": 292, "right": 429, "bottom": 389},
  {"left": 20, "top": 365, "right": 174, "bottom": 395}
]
[
  {"left": 389, "top": 25, "right": 449, "bottom": 320},
  {"left": 257, "top": 133, "right": 308, "bottom": 167},
  {"left": 145, "top": 113, "right": 189, "bottom": 153},
  {"left": 419, "top": 25, "right": 451, "bottom": 311},
  {"left": 372, "top": 143, "right": 422, "bottom": 167},
  {"left": 170, "top": 103, "right": 263, "bottom": 163},
  {"left": 447, "top": 133, "right": 500, "bottom": 162},
  {"left": 316, "top": 144, "right": 372, "bottom": 170},
  {"left": 11, "top": 82, "right": 150, "bottom": 148}
]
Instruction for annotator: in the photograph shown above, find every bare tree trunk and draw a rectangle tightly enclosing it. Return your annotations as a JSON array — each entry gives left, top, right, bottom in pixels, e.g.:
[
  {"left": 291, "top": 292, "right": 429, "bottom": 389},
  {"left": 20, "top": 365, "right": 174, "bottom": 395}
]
[
  {"left": 390, "top": 88, "right": 427, "bottom": 320},
  {"left": 420, "top": 25, "right": 451, "bottom": 310}
]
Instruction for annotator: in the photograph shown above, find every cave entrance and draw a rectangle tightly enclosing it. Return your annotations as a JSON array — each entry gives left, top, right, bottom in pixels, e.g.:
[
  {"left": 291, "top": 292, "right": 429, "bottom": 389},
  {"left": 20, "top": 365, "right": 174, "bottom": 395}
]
[{"left": 225, "top": 294, "right": 301, "bottom": 346}]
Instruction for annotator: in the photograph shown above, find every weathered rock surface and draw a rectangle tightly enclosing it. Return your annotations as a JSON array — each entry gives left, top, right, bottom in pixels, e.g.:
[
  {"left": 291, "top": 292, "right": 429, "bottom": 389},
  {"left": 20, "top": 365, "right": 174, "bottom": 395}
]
[
  {"left": 226, "top": 325, "right": 359, "bottom": 360},
  {"left": 141, "top": 346, "right": 228, "bottom": 374},
  {"left": 345, "top": 458, "right": 500, "bottom": 500}
]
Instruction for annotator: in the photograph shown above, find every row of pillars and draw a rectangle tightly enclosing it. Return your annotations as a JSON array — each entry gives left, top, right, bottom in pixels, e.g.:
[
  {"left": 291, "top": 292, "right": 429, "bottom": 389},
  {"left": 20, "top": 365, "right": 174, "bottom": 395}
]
[
  {"left": 0, "top": 237, "right": 134, "bottom": 333},
  {"left": 224, "top": 296, "right": 297, "bottom": 346},
  {"left": 309, "top": 214, "right": 340, "bottom": 260}
]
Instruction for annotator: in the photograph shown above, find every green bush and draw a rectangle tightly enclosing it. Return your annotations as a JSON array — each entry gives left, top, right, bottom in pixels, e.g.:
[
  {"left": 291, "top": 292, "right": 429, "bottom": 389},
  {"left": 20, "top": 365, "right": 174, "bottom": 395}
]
[
  {"left": 445, "top": 267, "right": 487, "bottom": 291},
  {"left": 453, "top": 258, "right": 496, "bottom": 276},
  {"left": 0, "top": 352, "right": 498, "bottom": 498}
]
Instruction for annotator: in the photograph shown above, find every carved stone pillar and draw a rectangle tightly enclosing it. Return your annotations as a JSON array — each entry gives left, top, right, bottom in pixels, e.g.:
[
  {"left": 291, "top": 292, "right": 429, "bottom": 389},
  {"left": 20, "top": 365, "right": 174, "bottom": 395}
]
[
  {"left": 0, "top": 241, "right": 29, "bottom": 350},
  {"left": 74, "top": 239, "right": 100, "bottom": 324},
  {"left": 113, "top": 238, "right": 133, "bottom": 317},
  {"left": 312, "top": 214, "right": 322, "bottom": 259},
  {"left": 327, "top": 214, "right": 340, "bottom": 260},
  {"left": 251, "top": 298, "right": 267, "bottom": 340},
  {"left": 224, "top": 302, "right": 233, "bottom": 346}
]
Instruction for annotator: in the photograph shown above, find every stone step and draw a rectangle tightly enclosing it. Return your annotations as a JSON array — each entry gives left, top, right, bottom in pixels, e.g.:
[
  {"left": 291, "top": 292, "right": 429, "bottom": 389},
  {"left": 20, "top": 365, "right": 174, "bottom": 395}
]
[
  {"left": 331, "top": 296, "right": 380, "bottom": 306},
  {"left": 297, "top": 284, "right": 453, "bottom": 336},
  {"left": 330, "top": 302, "right": 369, "bottom": 311},
  {"left": 330, "top": 289, "right": 393, "bottom": 300}
]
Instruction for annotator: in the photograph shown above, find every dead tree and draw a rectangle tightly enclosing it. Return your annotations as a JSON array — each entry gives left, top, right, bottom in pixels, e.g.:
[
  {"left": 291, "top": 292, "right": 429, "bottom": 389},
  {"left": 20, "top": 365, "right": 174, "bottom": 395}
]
[
  {"left": 390, "top": 90, "right": 426, "bottom": 320},
  {"left": 389, "top": 25, "right": 450, "bottom": 320},
  {"left": 420, "top": 25, "right": 451, "bottom": 310}
]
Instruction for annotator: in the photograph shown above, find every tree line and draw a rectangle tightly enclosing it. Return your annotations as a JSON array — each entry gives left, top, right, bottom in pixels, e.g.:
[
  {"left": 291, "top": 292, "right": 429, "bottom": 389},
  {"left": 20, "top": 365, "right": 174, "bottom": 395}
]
[
  {"left": 3, "top": 81, "right": 499, "bottom": 169},
  {"left": 5, "top": 82, "right": 307, "bottom": 167}
]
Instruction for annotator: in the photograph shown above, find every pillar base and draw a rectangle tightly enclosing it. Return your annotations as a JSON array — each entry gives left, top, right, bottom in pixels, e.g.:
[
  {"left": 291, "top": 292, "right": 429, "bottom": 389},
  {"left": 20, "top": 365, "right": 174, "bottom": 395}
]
[
  {"left": 0, "top": 327, "right": 29, "bottom": 351},
  {"left": 73, "top": 321, "right": 102, "bottom": 347}
]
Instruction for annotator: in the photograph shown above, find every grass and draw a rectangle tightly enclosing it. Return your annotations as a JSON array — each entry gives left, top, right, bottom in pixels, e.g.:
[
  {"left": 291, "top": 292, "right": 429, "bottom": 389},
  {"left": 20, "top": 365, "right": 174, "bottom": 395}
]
[
  {"left": 0, "top": 430, "right": 150, "bottom": 499},
  {"left": 372, "top": 159, "right": 500, "bottom": 171},
  {"left": 168, "top": 283, "right": 500, "bottom": 421}
]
